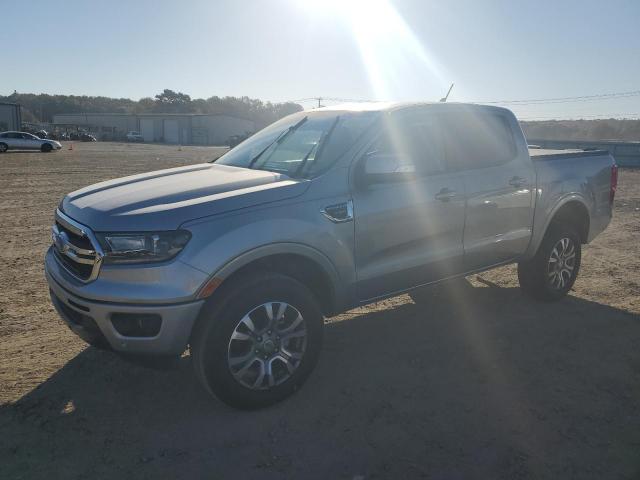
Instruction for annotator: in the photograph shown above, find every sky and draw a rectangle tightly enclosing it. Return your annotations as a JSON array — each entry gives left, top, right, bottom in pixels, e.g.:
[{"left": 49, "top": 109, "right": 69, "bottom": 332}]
[{"left": 2, "top": 0, "right": 639, "bottom": 119}]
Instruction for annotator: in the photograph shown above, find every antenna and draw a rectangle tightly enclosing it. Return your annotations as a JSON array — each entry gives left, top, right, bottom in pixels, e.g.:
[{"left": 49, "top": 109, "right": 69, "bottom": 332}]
[{"left": 440, "top": 83, "right": 454, "bottom": 103}]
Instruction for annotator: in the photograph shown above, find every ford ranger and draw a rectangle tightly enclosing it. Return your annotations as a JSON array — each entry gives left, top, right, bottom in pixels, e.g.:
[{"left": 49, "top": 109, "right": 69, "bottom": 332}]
[{"left": 45, "top": 102, "right": 617, "bottom": 408}]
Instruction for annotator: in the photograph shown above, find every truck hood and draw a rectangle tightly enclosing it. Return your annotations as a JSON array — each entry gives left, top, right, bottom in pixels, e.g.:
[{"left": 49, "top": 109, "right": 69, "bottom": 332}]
[{"left": 61, "top": 163, "right": 308, "bottom": 231}]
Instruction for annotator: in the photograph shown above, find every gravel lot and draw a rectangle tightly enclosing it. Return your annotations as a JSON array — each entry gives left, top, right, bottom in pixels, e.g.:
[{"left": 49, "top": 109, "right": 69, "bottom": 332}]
[{"left": 1, "top": 142, "right": 639, "bottom": 479}]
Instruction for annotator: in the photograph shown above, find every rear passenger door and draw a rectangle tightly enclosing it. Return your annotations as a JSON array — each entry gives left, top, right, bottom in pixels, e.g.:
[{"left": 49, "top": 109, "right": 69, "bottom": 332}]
[
  {"left": 353, "top": 111, "right": 467, "bottom": 300},
  {"left": 5, "top": 132, "right": 24, "bottom": 149},
  {"left": 441, "top": 109, "right": 534, "bottom": 270}
]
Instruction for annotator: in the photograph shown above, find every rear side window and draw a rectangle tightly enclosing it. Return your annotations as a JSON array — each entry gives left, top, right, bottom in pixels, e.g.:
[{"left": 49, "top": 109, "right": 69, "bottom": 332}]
[
  {"left": 441, "top": 111, "right": 517, "bottom": 170},
  {"left": 370, "top": 114, "right": 445, "bottom": 175}
]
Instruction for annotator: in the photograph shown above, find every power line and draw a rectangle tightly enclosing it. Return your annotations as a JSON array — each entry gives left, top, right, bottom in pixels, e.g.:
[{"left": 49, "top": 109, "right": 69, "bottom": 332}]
[
  {"left": 288, "top": 89, "right": 640, "bottom": 118},
  {"left": 518, "top": 113, "right": 640, "bottom": 121},
  {"left": 291, "top": 96, "right": 373, "bottom": 105},
  {"left": 478, "top": 90, "right": 640, "bottom": 106},
  {"left": 292, "top": 89, "right": 640, "bottom": 106}
]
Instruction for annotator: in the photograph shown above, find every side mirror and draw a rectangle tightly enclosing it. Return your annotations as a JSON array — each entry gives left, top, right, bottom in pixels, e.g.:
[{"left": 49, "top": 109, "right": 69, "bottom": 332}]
[{"left": 359, "top": 151, "right": 416, "bottom": 186}]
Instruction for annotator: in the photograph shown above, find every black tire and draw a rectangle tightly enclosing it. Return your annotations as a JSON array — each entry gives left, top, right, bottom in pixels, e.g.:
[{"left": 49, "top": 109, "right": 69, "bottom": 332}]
[
  {"left": 0, "top": 143, "right": 7, "bottom": 153},
  {"left": 191, "top": 272, "right": 324, "bottom": 409},
  {"left": 41, "top": 143, "right": 53, "bottom": 152},
  {"left": 518, "top": 225, "right": 582, "bottom": 301}
]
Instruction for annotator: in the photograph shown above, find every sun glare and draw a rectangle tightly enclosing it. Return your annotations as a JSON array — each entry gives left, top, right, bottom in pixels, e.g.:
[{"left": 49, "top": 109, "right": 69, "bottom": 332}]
[{"left": 299, "top": 0, "right": 449, "bottom": 100}]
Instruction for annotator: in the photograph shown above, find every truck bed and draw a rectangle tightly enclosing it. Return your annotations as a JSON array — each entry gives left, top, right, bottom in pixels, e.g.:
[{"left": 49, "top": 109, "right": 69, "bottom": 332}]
[
  {"left": 528, "top": 147, "right": 614, "bottom": 247},
  {"left": 528, "top": 147, "right": 609, "bottom": 160}
]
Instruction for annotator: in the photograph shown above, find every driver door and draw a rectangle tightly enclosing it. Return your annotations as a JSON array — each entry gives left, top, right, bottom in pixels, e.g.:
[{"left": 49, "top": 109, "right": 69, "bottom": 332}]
[
  {"left": 21, "top": 133, "right": 39, "bottom": 149},
  {"left": 352, "top": 111, "right": 466, "bottom": 301}
]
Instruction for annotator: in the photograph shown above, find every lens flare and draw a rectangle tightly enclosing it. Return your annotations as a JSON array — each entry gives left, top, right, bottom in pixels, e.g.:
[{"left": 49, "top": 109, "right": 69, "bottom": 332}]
[{"left": 299, "top": 0, "right": 450, "bottom": 100}]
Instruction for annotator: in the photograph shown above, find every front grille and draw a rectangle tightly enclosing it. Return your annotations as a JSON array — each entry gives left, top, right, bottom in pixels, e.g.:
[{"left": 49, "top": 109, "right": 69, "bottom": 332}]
[
  {"left": 56, "top": 220, "right": 93, "bottom": 250},
  {"left": 54, "top": 248, "right": 94, "bottom": 279},
  {"left": 52, "top": 210, "right": 103, "bottom": 282}
]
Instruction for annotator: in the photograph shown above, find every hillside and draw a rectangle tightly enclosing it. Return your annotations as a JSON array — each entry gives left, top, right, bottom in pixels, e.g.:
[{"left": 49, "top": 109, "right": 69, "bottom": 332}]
[{"left": 520, "top": 119, "right": 640, "bottom": 142}]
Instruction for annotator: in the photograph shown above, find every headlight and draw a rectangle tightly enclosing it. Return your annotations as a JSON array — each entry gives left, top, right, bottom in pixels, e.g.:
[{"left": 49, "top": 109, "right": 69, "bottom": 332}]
[{"left": 96, "top": 230, "right": 191, "bottom": 264}]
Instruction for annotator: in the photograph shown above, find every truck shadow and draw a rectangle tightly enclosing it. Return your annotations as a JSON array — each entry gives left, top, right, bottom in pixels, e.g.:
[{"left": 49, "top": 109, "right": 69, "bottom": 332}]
[{"left": 2, "top": 278, "right": 639, "bottom": 479}]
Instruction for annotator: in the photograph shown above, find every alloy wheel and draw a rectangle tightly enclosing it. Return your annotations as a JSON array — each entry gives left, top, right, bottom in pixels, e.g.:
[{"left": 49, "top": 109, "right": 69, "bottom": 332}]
[
  {"left": 227, "top": 302, "right": 307, "bottom": 390},
  {"left": 547, "top": 237, "right": 576, "bottom": 289}
]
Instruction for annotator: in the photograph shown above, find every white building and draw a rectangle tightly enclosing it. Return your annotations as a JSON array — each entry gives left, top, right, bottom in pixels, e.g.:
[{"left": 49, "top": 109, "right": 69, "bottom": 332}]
[
  {"left": 52, "top": 112, "right": 255, "bottom": 145},
  {"left": 0, "top": 103, "right": 22, "bottom": 132}
]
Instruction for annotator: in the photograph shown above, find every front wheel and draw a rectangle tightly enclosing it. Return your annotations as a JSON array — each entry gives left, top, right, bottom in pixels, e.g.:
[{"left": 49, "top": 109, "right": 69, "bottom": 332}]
[
  {"left": 518, "top": 225, "right": 582, "bottom": 301},
  {"left": 190, "top": 272, "right": 323, "bottom": 409},
  {"left": 0, "top": 143, "right": 7, "bottom": 153},
  {"left": 41, "top": 143, "right": 53, "bottom": 152}
]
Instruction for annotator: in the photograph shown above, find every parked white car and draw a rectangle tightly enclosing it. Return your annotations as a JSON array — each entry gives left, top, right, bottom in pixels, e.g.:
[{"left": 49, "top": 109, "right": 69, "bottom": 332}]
[
  {"left": 126, "top": 131, "right": 144, "bottom": 142},
  {"left": 0, "top": 131, "right": 62, "bottom": 153}
]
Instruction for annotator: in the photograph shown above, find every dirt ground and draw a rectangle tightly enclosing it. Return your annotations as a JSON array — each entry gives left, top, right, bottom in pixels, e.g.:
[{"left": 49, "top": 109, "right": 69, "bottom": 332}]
[{"left": 1, "top": 142, "right": 639, "bottom": 479}]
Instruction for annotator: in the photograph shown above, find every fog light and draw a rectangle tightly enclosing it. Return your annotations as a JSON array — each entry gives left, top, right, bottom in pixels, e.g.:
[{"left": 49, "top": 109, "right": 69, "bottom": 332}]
[{"left": 111, "top": 313, "right": 162, "bottom": 337}]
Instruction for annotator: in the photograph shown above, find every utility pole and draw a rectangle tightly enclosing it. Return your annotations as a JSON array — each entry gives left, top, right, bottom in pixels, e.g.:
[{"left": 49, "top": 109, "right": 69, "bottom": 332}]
[{"left": 317, "top": 97, "right": 322, "bottom": 108}]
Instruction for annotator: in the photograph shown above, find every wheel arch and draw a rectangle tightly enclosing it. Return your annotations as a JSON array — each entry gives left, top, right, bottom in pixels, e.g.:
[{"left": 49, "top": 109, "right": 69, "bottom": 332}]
[
  {"left": 197, "top": 243, "right": 342, "bottom": 317},
  {"left": 546, "top": 197, "right": 590, "bottom": 244}
]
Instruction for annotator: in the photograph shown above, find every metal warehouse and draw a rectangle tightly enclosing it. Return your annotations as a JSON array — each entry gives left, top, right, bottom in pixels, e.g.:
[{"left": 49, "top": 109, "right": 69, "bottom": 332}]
[
  {"left": 52, "top": 113, "right": 255, "bottom": 145},
  {"left": 0, "top": 103, "right": 22, "bottom": 132}
]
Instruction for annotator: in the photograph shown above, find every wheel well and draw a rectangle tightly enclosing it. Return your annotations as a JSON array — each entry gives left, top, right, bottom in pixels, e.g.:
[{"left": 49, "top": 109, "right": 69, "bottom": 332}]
[
  {"left": 549, "top": 201, "right": 590, "bottom": 243},
  {"left": 215, "top": 254, "right": 336, "bottom": 316}
]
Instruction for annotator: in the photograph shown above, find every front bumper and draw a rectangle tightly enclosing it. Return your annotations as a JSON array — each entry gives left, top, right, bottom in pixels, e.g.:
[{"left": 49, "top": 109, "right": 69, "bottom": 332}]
[{"left": 46, "top": 260, "right": 204, "bottom": 356}]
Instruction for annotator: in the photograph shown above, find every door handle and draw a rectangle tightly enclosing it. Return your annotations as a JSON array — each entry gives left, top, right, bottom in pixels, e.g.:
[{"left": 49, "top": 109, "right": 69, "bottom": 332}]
[
  {"left": 509, "top": 176, "right": 528, "bottom": 188},
  {"left": 434, "top": 188, "right": 457, "bottom": 202}
]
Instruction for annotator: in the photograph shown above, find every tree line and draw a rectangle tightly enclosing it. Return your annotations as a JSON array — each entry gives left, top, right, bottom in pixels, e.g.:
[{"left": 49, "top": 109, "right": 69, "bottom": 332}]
[
  {"left": 1, "top": 90, "right": 303, "bottom": 129},
  {"left": 3, "top": 90, "right": 639, "bottom": 141}
]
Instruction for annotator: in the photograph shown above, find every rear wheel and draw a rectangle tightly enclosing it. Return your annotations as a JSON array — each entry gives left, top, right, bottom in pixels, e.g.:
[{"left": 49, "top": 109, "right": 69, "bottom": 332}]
[
  {"left": 191, "top": 272, "right": 323, "bottom": 409},
  {"left": 518, "top": 225, "right": 581, "bottom": 301},
  {"left": 0, "top": 143, "right": 7, "bottom": 153},
  {"left": 41, "top": 143, "right": 53, "bottom": 152}
]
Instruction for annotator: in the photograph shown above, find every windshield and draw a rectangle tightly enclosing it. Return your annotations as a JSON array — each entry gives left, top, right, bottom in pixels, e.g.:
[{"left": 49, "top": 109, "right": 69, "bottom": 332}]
[{"left": 215, "top": 111, "right": 377, "bottom": 179}]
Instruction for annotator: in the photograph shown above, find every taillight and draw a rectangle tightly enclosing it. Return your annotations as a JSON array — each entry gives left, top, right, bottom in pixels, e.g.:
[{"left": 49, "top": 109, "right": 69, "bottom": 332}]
[{"left": 610, "top": 164, "right": 618, "bottom": 204}]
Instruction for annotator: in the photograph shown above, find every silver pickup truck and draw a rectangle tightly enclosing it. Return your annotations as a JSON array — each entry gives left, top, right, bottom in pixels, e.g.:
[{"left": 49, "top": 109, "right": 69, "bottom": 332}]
[{"left": 45, "top": 102, "right": 617, "bottom": 408}]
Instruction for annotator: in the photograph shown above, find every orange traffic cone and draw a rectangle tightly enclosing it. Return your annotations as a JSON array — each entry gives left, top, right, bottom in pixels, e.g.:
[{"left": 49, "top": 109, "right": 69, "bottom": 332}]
[{"left": 68, "top": 143, "right": 74, "bottom": 151}]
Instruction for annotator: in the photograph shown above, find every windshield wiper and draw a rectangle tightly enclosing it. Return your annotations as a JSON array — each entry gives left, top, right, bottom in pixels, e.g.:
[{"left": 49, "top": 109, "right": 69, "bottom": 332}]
[
  {"left": 293, "top": 116, "right": 339, "bottom": 178},
  {"left": 247, "top": 116, "right": 308, "bottom": 170}
]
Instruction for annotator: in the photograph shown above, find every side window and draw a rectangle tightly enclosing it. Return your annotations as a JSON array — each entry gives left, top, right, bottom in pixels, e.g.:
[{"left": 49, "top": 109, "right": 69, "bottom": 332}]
[
  {"left": 369, "top": 115, "right": 445, "bottom": 175},
  {"left": 8, "top": 132, "right": 21, "bottom": 139},
  {"left": 441, "top": 111, "right": 517, "bottom": 170}
]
